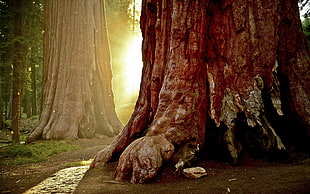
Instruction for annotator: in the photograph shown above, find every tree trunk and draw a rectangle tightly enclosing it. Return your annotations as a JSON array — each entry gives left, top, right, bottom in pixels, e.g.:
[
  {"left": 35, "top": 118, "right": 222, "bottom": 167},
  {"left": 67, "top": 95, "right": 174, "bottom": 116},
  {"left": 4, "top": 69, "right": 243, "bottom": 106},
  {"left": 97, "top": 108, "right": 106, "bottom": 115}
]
[
  {"left": 10, "top": 0, "right": 25, "bottom": 144},
  {"left": 0, "top": 83, "right": 4, "bottom": 130},
  {"left": 27, "top": 0, "right": 122, "bottom": 142},
  {"left": 23, "top": 86, "right": 31, "bottom": 118},
  {"left": 31, "top": 62, "right": 38, "bottom": 116},
  {"left": 91, "top": 0, "right": 310, "bottom": 183}
]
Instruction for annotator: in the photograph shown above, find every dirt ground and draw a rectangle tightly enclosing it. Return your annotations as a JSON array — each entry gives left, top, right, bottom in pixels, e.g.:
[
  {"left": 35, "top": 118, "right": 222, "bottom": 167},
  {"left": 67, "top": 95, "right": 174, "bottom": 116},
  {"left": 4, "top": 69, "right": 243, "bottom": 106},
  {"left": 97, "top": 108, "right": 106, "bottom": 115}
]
[
  {"left": 0, "top": 136, "right": 114, "bottom": 194},
  {"left": 76, "top": 158, "right": 310, "bottom": 194},
  {"left": 0, "top": 136, "right": 309, "bottom": 194}
]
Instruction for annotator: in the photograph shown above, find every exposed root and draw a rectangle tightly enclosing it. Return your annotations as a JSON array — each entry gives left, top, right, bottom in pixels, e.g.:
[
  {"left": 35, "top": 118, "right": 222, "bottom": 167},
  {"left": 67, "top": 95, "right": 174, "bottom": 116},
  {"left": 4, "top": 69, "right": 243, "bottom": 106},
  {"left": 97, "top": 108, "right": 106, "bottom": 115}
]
[{"left": 114, "top": 135, "right": 174, "bottom": 183}]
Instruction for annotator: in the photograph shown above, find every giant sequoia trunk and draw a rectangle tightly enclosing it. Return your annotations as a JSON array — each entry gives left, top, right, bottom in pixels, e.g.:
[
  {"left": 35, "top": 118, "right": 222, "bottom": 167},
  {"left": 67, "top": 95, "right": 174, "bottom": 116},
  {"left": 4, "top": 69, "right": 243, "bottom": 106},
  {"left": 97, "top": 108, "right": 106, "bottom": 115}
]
[
  {"left": 91, "top": 0, "right": 310, "bottom": 183},
  {"left": 27, "top": 0, "right": 122, "bottom": 142}
]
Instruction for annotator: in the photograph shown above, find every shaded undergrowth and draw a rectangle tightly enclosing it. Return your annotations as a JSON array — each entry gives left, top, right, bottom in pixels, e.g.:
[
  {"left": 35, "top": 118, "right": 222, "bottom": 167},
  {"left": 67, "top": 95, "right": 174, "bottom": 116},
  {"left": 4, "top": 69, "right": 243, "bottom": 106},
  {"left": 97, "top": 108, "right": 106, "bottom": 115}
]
[{"left": 1, "top": 141, "right": 81, "bottom": 165}]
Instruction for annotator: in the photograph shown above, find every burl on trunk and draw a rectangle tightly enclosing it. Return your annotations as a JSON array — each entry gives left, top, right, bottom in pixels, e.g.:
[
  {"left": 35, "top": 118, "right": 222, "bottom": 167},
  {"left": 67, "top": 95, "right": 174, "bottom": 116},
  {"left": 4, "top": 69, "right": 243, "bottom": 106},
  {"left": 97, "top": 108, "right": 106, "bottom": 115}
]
[{"left": 91, "top": 0, "right": 310, "bottom": 184}]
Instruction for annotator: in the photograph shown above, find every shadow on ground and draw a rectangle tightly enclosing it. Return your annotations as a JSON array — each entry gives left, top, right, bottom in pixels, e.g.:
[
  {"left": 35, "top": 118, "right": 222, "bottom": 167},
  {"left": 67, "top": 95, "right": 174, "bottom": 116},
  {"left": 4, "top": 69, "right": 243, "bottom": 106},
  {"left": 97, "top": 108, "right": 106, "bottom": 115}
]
[{"left": 75, "top": 159, "right": 310, "bottom": 194}]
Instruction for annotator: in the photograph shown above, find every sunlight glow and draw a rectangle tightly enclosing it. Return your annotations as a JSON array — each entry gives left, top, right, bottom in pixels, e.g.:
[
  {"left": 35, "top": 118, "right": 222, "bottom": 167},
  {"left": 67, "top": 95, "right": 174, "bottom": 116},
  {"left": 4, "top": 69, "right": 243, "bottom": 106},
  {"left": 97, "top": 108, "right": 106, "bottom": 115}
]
[
  {"left": 124, "top": 36, "right": 143, "bottom": 95},
  {"left": 112, "top": 34, "right": 143, "bottom": 125},
  {"left": 112, "top": 0, "right": 143, "bottom": 125}
]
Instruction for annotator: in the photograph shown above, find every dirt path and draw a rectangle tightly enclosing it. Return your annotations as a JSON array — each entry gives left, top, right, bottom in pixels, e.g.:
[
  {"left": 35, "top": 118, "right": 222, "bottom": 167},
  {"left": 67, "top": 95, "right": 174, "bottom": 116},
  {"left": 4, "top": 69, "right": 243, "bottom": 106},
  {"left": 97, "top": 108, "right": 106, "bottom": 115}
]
[
  {"left": 76, "top": 159, "right": 310, "bottom": 194},
  {"left": 0, "top": 137, "right": 113, "bottom": 194}
]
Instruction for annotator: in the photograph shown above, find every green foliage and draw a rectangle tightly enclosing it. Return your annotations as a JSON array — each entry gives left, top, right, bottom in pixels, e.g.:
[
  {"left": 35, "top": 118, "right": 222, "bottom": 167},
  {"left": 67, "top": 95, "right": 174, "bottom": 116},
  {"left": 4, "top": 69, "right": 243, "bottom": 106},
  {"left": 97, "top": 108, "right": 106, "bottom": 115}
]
[
  {"left": 0, "top": 134, "right": 29, "bottom": 148},
  {"left": 21, "top": 114, "right": 27, "bottom": 119},
  {"left": 29, "top": 115, "right": 39, "bottom": 120},
  {"left": 2, "top": 141, "right": 81, "bottom": 165},
  {"left": 0, "top": 0, "right": 43, "bottom": 121},
  {"left": 302, "top": 17, "right": 310, "bottom": 48}
]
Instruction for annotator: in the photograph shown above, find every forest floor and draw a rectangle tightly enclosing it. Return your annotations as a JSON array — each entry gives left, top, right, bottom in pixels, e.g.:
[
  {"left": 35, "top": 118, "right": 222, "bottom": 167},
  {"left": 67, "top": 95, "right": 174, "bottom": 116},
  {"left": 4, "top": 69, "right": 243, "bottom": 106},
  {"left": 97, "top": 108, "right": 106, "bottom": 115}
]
[
  {"left": 0, "top": 136, "right": 114, "bottom": 194},
  {"left": 0, "top": 134, "right": 309, "bottom": 194},
  {"left": 76, "top": 155, "right": 310, "bottom": 194}
]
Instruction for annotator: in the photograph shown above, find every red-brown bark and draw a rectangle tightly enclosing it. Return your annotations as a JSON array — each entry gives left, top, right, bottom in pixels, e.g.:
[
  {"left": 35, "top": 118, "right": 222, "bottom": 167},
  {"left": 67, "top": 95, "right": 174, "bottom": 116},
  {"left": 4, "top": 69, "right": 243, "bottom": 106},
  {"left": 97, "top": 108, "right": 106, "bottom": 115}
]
[
  {"left": 91, "top": 1, "right": 208, "bottom": 182},
  {"left": 277, "top": 0, "right": 310, "bottom": 135},
  {"left": 91, "top": 0, "right": 309, "bottom": 183}
]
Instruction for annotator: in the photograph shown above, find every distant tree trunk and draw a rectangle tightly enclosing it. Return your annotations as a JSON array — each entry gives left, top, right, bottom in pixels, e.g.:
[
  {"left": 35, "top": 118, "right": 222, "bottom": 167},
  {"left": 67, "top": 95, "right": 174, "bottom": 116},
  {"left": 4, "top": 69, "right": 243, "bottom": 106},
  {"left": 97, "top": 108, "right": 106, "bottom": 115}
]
[
  {"left": 27, "top": 0, "right": 122, "bottom": 142},
  {"left": 0, "top": 85, "right": 4, "bottom": 130},
  {"left": 23, "top": 86, "right": 31, "bottom": 118},
  {"left": 31, "top": 62, "right": 37, "bottom": 116},
  {"left": 10, "top": 0, "right": 25, "bottom": 144},
  {"left": 4, "top": 90, "right": 10, "bottom": 120},
  {"left": 91, "top": 0, "right": 310, "bottom": 183}
]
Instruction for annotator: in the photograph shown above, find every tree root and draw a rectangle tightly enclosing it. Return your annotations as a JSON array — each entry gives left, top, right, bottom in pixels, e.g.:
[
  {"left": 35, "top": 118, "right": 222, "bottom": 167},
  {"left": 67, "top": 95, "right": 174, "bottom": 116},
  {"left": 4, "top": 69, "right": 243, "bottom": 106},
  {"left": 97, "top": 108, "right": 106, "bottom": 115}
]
[{"left": 114, "top": 135, "right": 174, "bottom": 183}]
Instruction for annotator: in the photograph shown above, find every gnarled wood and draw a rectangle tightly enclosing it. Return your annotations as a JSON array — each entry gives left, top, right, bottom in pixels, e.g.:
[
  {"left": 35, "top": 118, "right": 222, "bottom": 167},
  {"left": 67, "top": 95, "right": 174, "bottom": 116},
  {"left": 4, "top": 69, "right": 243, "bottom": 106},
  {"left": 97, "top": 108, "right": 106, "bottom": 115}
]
[
  {"left": 92, "top": 0, "right": 309, "bottom": 183},
  {"left": 115, "top": 135, "right": 174, "bottom": 183},
  {"left": 91, "top": 0, "right": 208, "bottom": 177}
]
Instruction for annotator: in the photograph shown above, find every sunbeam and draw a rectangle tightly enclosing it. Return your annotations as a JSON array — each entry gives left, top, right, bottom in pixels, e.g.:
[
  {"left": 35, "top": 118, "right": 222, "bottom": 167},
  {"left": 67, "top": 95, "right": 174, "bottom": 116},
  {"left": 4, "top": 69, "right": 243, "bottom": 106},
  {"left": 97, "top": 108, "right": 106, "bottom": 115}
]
[{"left": 124, "top": 35, "right": 143, "bottom": 95}]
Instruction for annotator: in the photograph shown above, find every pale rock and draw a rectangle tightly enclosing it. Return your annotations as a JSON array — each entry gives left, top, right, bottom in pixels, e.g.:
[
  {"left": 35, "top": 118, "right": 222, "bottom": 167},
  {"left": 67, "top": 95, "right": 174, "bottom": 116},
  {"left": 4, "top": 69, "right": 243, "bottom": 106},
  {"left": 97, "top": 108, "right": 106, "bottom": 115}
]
[{"left": 182, "top": 167, "right": 208, "bottom": 179}]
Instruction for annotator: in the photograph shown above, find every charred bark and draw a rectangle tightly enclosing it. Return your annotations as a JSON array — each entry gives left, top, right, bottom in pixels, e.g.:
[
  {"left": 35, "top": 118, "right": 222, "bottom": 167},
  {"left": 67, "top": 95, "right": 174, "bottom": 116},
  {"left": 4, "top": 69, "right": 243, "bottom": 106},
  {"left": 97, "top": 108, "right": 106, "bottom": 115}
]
[
  {"left": 91, "top": 0, "right": 310, "bottom": 183},
  {"left": 27, "top": 0, "right": 122, "bottom": 142}
]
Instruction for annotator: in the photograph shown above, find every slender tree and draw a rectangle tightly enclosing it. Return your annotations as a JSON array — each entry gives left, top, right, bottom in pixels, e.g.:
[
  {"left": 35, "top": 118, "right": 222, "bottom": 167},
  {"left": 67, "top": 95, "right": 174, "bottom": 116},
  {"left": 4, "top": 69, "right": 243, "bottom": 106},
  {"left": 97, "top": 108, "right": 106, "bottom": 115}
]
[
  {"left": 22, "top": 0, "right": 43, "bottom": 118},
  {"left": 10, "top": 0, "right": 27, "bottom": 144},
  {"left": 0, "top": 0, "right": 43, "bottom": 136},
  {"left": 0, "top": 85, "right": 4, "bottom": 130},
  {"left": 91, "top": 0, "right": 310, "bottom": 183},
  {"left": 27, "top": 0, "right": 122, "bottom": 141},
  {"left": 0, "top": 1, "right": 11, "bottom": 129}
]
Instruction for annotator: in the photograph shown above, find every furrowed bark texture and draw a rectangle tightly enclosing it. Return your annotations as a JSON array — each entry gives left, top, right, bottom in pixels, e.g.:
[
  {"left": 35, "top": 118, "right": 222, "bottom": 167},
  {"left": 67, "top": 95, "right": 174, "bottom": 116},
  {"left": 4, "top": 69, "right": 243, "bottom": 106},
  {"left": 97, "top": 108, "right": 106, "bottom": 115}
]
[
  {"left": 92, "top": 0, "right": 208, "bottom": 183},
  {"left": 205, "top": 0, "right": 288, "bottom": 162},
  {"left": 277, "top": 0, "right": 310, "bottom": 135},
  {"left": 92, "top": 0, "right": 309, "bottom": 183},
  {"left": 27, "top": 0, "right": 122, "bottom": 142},
  {"left": 204, "top": 0, "right": 309, "bottom": 162}
]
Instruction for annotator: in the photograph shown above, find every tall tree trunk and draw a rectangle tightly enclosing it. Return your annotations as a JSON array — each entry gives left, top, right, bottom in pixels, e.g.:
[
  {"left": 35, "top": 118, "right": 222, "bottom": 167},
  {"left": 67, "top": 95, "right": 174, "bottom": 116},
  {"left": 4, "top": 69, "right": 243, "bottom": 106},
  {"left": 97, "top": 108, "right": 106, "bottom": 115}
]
[
  {"left": 0, "top": 84, "right": 4, "bottom": 130},
  {"left": 91, "top": 0, "right": 310, "bottom": 183},
  {"left": 277, "top": 0, "right": 310, "bottom": 134},
  {"left": 27, "top": 0, "right": 122, "bottom": 142},
  {"left": 11, "top": 0, "right": 25, "bottom": 144},
  {"left": 31, "top": 62, "right": 37, "bottom": 116},
  {"left": 23, "top": 86, "right": 31, "bottom": 118}
]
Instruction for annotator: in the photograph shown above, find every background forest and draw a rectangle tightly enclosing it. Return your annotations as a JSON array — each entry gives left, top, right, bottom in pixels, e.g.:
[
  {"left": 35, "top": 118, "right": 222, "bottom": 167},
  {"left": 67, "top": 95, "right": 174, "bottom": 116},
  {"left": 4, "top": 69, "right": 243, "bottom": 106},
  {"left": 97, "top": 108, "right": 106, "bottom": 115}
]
[
  {"left": 0, "top": 0, "right": 142, "bottom": 142},
  {"left": 0, "top": 0, "right": 309, "bottom": 142},
  {"left": 0, "top": 0, "right": 309, "bottom": 192}
]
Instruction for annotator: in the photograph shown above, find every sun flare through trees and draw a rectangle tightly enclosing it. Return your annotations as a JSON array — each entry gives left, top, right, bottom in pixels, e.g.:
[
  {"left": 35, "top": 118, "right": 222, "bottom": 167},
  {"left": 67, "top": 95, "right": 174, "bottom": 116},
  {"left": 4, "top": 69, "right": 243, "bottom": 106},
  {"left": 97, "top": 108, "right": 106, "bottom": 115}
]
[
  {"left": 124, "top": 36, "right": 143, "bottom": 96},
  {"left": 112, "top": 0, "right": 143, "bottom": 125}
]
